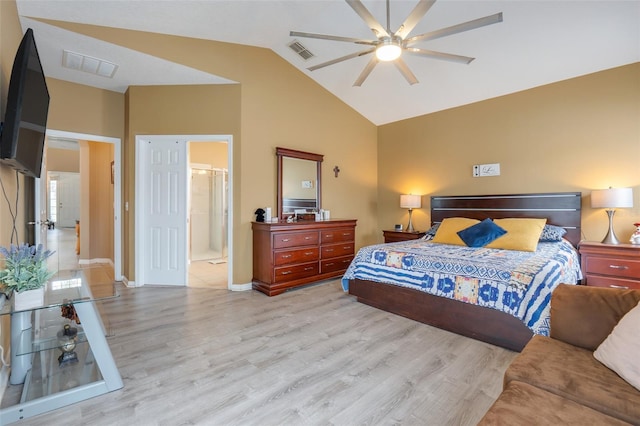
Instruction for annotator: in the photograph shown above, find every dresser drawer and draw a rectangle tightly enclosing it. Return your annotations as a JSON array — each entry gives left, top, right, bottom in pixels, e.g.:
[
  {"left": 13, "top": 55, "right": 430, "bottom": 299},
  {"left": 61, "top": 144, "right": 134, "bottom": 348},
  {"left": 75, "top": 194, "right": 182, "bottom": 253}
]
[
  {"left": 321, "top": 256, "right": 354, "bottom": 274},
  {"left": 274, "top": 263, "right": 319, "bottom": 283},
  {"left": 321, "top": 242, "right": 354, "bottom": 259},
  {"left": 274, "top": 247, "right": 319, "bottom": 266},
  {"left": 321, "top": 229, "right": 355, "bottom": 244},
  {"left": 584, "top": 256, "right": 640, "bottom": 280},
  {"left": 584, "top": 275, "right": 640, "bottom": 290},
  {"left": 273, "top": 232, "right": 319, "bottom": 249}
]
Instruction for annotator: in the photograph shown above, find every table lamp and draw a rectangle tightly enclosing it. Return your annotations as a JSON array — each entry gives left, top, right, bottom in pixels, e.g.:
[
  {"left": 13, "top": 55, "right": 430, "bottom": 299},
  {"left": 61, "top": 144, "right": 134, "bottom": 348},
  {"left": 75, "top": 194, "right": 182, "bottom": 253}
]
[
  {"left": 400, "top": 194, "right": 421, "bottom": 233},
  {"left": 591, "top": 187, "right": 633, "bottom": 244}
]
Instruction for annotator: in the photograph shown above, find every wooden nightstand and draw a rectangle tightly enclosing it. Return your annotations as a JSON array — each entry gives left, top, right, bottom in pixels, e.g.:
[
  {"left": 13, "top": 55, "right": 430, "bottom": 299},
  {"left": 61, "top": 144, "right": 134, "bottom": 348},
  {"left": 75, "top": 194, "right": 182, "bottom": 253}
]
[
  {"left": 383, "top": 230, "right": 426, "bottom": 243},
  {"left": 578, "top": 241, "right": 640, "bottom": 290}
]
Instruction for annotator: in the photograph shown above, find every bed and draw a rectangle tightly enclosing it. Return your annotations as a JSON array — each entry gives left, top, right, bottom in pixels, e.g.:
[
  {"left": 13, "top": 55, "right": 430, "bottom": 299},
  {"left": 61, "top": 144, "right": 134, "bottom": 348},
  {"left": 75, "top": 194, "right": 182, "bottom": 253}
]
[{"left": 343, "top": 192, "right": 582, "bottom": 351}]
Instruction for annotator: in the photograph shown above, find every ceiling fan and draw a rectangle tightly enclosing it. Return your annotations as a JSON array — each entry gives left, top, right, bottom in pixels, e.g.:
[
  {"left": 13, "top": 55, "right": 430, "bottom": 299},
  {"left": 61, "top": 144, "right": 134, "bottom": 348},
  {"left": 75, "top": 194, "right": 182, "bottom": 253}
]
[{"left": 290, "top": 0, "right": 502, "bottom": 86}]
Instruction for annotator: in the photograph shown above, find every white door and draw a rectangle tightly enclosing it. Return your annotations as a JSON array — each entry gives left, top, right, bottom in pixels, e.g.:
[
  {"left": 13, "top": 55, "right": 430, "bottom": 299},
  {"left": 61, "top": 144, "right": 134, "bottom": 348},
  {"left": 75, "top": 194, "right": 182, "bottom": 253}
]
[
  {"left": 140, "top": 138, "right": 188, "bottom": 286},
  {"left": 56, "top": 172, "right": 80, "bottom": 228}
]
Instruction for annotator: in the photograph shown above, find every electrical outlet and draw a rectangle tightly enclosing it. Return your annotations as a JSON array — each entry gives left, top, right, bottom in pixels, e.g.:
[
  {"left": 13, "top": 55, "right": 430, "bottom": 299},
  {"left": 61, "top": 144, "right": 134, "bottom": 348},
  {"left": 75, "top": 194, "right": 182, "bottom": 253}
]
[{"left": 301, "top": 180, "right": 313, "bottom": 189}]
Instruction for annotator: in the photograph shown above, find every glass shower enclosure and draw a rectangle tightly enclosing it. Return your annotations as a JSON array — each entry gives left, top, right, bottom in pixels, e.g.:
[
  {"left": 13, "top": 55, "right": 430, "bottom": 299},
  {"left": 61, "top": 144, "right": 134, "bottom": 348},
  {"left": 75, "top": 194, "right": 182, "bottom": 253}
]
[{"left": 190, "top": 166, "right": 228, "bottom": 263}]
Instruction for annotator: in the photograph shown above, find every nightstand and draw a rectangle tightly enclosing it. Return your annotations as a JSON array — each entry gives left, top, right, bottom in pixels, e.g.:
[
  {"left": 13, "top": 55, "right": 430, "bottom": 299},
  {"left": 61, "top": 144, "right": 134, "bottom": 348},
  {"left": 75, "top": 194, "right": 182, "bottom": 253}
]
[
  {"left": 383, "top": 229, "right": 426, "bottom": 243},
  {"left": 578, "top": 241, "right": 640, "bottom": 290}
]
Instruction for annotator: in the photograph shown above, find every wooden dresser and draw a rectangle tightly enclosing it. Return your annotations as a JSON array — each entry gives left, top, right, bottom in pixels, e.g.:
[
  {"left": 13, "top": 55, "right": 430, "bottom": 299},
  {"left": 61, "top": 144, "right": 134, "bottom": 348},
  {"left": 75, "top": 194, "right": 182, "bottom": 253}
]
[
  {"left": 252, "top": 219, "right": 357, "bottom": 296},
  {"left": 578, "top": 241, "right": 640, "bottom": 290}
]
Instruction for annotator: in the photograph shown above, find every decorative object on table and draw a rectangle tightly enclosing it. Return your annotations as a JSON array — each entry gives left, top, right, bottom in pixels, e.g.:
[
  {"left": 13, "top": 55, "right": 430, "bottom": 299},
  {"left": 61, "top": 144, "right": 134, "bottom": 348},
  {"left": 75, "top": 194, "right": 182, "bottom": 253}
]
[
  {"left": 591, "top": 187, "right": 634, "bottom": 244},
  {"left": 254, "top": 208, "right": 266, "bottom": 222},
  {"left": 0, "top": 243, "right": 54, "bottom": 310},
  {"left": 61, "top": 303, "right": 81, "bottom": 324},
  {"left": 57, "top": 324, "right": 79, "bottom": 366},
  {"left": 631, "top": 223, "right": 640, "bottom": 245},
  {"left": 400, "top": 194, "right": 422, "bottom": 233}
]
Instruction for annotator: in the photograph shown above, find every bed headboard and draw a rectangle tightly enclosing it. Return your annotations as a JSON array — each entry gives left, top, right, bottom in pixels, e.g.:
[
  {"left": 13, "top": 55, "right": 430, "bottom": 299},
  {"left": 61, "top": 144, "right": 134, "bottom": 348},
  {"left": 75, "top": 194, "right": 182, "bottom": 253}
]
[{"left": 430, "top": 192, "right": 582, "bottom": 247}]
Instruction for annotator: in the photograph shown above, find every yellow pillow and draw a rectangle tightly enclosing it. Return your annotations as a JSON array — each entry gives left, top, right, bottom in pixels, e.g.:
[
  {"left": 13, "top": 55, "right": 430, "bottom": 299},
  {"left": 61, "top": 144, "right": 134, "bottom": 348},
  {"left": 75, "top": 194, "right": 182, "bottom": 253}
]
[
  {"left": 432, "top": 217, "right": 480, "bottom": 246},
  {"left": 485, "top": 218, "right": 547, "bottom": 252}
]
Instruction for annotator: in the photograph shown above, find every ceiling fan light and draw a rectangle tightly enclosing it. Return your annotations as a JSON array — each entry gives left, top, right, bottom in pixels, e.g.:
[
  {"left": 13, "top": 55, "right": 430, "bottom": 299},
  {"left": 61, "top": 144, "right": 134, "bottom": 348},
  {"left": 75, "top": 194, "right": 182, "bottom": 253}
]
[{"left": 376, "top": 42, "right": 402, "bottom": 62}]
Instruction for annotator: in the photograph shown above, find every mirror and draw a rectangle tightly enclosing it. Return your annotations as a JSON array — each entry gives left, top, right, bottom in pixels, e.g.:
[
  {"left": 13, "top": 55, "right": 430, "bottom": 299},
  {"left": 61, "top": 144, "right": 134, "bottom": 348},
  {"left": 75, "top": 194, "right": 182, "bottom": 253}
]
[{"left": 276, "top": 147, "right": 323, "bottom": 220}]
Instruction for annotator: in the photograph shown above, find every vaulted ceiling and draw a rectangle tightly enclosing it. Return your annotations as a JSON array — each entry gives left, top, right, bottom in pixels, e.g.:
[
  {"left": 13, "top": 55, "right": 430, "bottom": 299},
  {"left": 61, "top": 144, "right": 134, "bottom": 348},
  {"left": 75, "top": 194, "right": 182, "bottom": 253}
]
[{"left": 15, "top": 0, "right": 640, "bottom": 125}]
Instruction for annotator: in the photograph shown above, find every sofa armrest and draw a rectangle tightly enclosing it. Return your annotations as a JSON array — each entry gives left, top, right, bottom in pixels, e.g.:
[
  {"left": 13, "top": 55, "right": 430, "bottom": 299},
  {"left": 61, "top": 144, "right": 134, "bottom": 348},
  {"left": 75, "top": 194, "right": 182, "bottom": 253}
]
[{"left": 550, "top": 284, "right": 640, "bottom": 351}]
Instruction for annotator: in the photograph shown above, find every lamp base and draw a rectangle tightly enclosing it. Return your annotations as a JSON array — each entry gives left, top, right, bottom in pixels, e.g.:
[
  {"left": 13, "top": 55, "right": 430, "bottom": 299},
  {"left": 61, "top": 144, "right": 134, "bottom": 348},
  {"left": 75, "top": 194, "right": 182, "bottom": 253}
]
[
  {"left": 601, "top": 209, "right": 621, "bottom": 245},
  {"left": 406, "top": 209, "right": 416, "bottom": 233}
]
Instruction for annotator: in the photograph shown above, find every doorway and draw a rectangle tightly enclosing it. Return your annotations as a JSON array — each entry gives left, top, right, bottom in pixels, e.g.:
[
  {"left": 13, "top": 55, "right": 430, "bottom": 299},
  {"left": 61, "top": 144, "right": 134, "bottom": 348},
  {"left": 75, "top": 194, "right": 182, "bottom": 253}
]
[
  {"left": 135, "top": 134, "right": 233, "bottom": 289},
  {"left": 40, "top": 130, "right": 122, "bottom": 280}
]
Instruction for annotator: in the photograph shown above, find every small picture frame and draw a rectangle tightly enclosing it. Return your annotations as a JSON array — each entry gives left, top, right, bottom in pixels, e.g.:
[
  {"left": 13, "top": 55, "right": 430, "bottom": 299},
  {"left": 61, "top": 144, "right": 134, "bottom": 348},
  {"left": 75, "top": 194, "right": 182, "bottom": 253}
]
[{"left": 394, "top": 224, "right": 403, "bottom": 231}]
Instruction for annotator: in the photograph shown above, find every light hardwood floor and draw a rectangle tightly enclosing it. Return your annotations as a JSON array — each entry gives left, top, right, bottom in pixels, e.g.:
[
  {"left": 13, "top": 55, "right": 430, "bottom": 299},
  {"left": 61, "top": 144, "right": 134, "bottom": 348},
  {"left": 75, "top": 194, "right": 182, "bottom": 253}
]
[{"left": 9, "top": 277, "right": 515, "bottom": 425}]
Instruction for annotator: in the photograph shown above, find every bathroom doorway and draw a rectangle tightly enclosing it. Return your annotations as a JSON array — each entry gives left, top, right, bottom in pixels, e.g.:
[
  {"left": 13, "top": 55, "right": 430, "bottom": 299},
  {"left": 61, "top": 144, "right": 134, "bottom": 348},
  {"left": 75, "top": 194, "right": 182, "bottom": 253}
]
[{"left": 188, "top": 141, "right": 228, "bottom": 289}]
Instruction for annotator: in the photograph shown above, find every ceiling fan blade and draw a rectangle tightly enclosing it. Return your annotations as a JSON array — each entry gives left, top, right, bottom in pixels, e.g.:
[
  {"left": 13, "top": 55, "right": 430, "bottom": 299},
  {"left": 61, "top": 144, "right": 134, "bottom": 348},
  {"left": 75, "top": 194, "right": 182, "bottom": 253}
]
[
  {"left": 308, "top": 48, "right": 375, "bottom": 72},
  {"left": 353, "top": 56, "right": 378, "bottom": 87},
  {"left": 405, "top": 47, "right": 474, "bottom": 64},
  {"left": 290, "top": 31, "right": 375, "bottom": 45},
  {"left": 394, "top": 0, "right": 437, "bottom": 40},
  {"left": 405, "top": 12, "right": 503, "bottom": 45},
  {"left": 394, "top": 58, "right": 419, "bottom": 85},
  {"left": 346, "top": 0, "right": 389, "bottom": 38}
]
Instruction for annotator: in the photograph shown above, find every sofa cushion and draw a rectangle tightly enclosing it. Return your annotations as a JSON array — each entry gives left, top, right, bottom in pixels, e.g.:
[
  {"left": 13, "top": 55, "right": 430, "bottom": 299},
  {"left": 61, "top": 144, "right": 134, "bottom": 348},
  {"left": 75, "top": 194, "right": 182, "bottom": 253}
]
[
  {"left": 550, "top": 284, "right": 640, "bottom": 351},
  {"left": 478, "top": 381, "right": 631, "bottom": 426},
  {"left": 504, "top": 335, "right": 640, "bottom": 424},
  {"left": 594, "top": 300, "right": 640, "bottom": 392}
]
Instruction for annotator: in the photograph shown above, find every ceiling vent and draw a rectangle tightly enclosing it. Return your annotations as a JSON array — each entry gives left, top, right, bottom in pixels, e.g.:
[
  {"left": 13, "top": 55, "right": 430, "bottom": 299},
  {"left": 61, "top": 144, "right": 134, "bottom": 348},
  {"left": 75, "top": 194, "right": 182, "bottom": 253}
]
[
  {"left": 288, "top": 40, "right": 314, "bottom": 61},
  {"left": 62, "top": 50, "right": 118, "bottom": 78}
]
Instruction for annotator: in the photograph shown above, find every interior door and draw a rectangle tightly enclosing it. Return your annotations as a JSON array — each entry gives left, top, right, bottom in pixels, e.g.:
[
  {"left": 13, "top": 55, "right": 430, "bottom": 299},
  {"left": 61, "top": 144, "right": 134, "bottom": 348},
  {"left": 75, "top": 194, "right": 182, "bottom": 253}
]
[
  {"left": 140, "top": 138, "right": 188, "bottom": 286},
  {"left": 56, "top": 172, "right": 81, "bottom": 228}
]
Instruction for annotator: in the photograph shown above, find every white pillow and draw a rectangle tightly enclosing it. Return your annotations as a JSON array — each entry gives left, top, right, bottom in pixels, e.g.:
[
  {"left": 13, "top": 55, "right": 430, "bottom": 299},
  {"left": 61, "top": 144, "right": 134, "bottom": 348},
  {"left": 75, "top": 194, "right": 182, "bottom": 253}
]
[{"left": 594, "top": 300, "right": 640, "bottom": 391}]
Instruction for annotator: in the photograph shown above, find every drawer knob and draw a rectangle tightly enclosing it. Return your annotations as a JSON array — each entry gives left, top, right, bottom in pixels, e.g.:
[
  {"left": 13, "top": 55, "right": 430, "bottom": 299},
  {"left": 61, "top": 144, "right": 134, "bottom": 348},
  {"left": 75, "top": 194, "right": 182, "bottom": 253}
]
[
  {"left": 282, "top": 238, "right": 290, "bottom": 242},
  {"left": 609, "top": 265, "right": 629, "bottom": 270},
  {"left": 281, "top": 270, "right": 292, "bottom": 275},
  {"left": 325, "top": 263, "right": 334, "bottom": 267},
  {"left": 610, "top": 284, "right": 629, "bottom": 289},
  {"left": 305, "top": 252, "right": 314, "bottom": 255},
  {"left": 282, "top": 254, "right": 291, "bottom": 258},
  {"left": 304, "top": 267, "right": 313, "bottom": 271},
  {"left": 305, "top": 236, "right": 312, "bottom": 240},
  {"left": 325, "top": 248, "right": 334, "bottom": 252}
]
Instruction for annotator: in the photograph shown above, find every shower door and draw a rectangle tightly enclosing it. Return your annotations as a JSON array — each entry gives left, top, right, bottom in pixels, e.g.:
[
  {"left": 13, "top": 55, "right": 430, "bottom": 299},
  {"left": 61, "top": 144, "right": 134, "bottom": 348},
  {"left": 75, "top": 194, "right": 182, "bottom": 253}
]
[{"left": 190, "top": 167, "right": 228, "bottom": 262}]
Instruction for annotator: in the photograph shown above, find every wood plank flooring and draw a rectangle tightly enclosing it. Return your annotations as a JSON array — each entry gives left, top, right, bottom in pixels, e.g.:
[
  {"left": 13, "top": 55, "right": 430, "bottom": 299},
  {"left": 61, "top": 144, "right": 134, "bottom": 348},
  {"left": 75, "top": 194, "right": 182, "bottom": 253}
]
[{"left": 7, "top": 278, "right": 516, "bottom": 425}]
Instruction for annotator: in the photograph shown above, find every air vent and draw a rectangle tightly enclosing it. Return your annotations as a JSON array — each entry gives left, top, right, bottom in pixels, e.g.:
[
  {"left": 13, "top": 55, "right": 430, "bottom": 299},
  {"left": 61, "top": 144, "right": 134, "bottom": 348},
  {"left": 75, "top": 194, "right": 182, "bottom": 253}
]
[
  {"left": 288, "top": 40, "right": 314, "bottom": 60},
  {"left": 62, "top": 50, "right": 118, "bottom": 78}
]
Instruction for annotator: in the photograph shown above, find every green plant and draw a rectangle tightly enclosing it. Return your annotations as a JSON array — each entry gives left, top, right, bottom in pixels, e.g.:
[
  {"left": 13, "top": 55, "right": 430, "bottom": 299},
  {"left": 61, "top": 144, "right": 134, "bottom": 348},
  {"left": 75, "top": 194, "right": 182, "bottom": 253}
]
[{"left": 0, "top": 243, "right": 55, "bottom": 293}]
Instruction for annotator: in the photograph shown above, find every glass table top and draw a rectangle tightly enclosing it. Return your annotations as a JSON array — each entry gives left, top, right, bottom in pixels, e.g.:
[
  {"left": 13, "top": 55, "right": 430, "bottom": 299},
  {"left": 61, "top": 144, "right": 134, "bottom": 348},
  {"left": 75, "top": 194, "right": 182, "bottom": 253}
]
[{"left": 1, "top": 267, "right": 118, "bottom": 316}]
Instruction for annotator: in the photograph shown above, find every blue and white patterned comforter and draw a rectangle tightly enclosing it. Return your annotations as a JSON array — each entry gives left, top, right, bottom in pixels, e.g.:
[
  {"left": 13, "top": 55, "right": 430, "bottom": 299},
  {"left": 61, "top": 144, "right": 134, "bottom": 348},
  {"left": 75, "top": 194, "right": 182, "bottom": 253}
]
[{"left": 341, "top": 239, "right": 582, "bottom": 336}]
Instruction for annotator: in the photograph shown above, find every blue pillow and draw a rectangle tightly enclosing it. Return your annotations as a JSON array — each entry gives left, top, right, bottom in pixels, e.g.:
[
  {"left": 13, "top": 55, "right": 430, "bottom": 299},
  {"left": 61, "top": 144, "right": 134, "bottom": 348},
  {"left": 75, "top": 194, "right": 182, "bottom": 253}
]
[
  {"left": 539, "top": 224, "right": 567, "bottom": 242},
  {"left": 457, "top": 218, "right": 507, "bottom": 248}
]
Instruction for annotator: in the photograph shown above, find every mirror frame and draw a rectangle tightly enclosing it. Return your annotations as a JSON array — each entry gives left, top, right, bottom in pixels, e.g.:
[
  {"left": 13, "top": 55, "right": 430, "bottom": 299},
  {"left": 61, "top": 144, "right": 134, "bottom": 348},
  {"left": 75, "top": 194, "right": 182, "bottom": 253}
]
[{"left": 276, "top": 147, "right": 323, "bottom": 220}]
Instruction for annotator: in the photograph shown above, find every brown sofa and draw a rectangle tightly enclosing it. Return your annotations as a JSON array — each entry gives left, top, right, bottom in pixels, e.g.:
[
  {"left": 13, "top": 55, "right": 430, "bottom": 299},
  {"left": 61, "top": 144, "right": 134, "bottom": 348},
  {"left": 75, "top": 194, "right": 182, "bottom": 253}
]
[{"left": 479, "top": 284, "right": 640, "bottom": 425}]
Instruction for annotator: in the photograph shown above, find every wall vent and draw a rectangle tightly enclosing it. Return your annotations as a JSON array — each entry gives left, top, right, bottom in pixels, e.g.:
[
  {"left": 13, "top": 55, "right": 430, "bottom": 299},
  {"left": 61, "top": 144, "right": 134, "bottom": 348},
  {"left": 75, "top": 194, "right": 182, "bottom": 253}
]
[{"left": 288, "top": 40, "right": 314, "bottom": 60}]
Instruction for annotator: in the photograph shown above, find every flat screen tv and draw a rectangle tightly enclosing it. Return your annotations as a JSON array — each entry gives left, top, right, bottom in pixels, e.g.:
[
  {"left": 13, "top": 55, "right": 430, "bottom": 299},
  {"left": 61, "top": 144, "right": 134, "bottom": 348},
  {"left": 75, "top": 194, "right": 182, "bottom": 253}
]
[{"left": 0, "top": 28, "right": 50, "bottom": 179}]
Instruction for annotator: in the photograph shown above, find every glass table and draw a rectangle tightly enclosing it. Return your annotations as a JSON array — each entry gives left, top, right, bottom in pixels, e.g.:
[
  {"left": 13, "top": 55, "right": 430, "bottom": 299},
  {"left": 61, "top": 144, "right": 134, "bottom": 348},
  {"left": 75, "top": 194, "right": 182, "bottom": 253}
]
[{"left": 0, "top": 268, "right": 123, "bottom": 424}]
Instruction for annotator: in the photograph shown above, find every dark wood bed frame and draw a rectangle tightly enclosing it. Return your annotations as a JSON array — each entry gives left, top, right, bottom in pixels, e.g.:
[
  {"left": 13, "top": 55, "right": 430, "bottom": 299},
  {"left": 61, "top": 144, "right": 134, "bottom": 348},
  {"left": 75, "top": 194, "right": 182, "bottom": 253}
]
[{"left": 349, "top": 192, "right": 582, "bottom": 352}]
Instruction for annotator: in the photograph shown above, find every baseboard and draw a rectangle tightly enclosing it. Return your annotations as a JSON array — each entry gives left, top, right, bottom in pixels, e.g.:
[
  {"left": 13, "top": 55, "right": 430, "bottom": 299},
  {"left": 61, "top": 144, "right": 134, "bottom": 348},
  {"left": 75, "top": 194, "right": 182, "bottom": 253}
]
[
  {"left": 230, "top": 282, "right": 252, "bottom": 292},
  {"left": 122, "top": 276, "right": 136, "bottom": 288},
  {"left": 0, "top": 365, "right": 9, "bottom": 404}
]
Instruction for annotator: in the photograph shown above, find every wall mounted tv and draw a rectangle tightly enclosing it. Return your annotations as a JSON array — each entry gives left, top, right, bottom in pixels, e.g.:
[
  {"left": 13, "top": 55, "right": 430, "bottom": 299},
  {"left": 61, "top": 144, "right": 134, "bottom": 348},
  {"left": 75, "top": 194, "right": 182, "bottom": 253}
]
[{"left": 0, "top": 28, "right": 50, "bottom": 179}]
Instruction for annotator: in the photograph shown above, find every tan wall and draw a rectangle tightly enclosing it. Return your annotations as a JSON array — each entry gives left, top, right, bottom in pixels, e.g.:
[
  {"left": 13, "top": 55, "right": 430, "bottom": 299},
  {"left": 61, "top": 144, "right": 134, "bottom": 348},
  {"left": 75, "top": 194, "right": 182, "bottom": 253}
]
[
  {"left": 47, "top": 147, "right": 79, "bottom": 172},
  {"left": 378, "top": 63, "right": 640, "bottom": 243},
  {"left": 86, "top": 141, "right": 114, "bottom": 260},
  {"left": 189, "top": 142, "right": 228, "bottom": 169}
]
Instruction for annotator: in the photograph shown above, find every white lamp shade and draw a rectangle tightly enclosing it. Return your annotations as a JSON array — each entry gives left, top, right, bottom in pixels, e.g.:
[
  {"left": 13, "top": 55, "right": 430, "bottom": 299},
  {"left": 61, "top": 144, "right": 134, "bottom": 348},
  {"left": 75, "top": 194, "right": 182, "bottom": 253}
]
[
  {"left": 591, "top": 187, "right": 634, "bottom": 208},
  {"left": 400, "top": 194, "right": 422, "bottom": 209}
]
